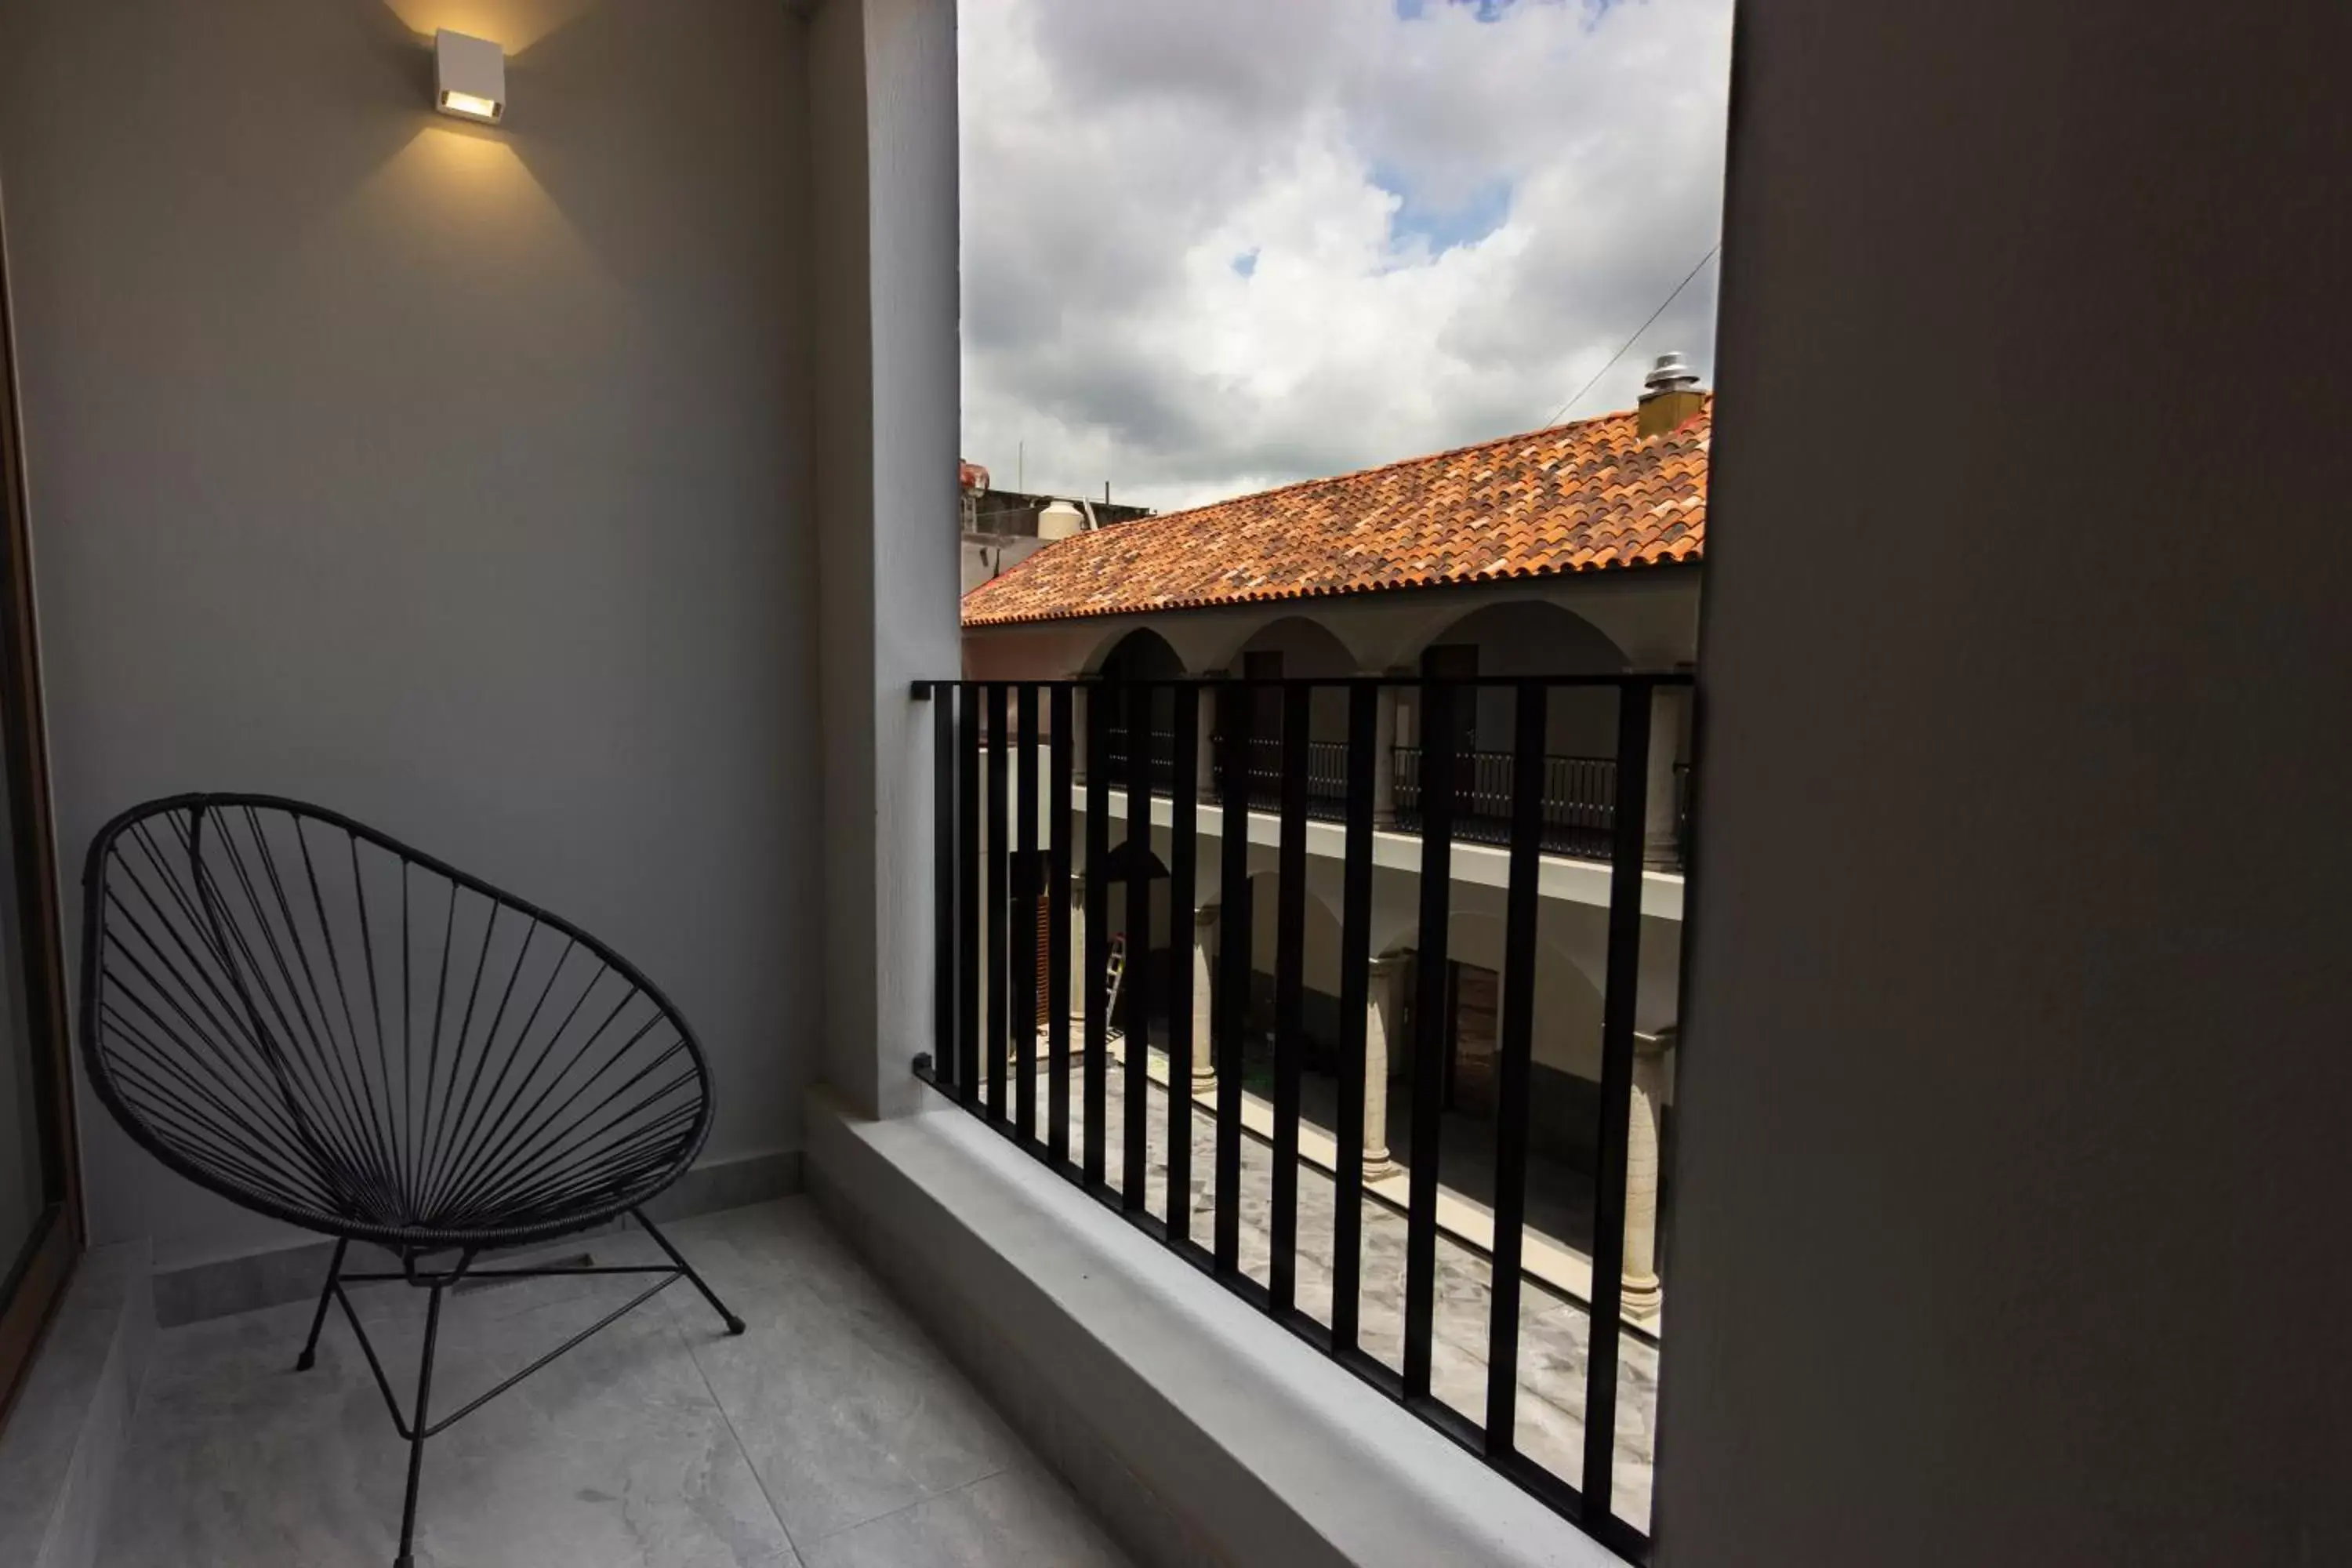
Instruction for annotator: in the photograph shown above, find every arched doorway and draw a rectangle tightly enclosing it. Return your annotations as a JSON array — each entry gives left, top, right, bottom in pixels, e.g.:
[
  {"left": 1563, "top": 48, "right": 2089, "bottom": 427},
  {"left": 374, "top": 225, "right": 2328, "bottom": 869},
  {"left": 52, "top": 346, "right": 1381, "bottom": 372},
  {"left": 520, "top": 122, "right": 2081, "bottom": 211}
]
[
  {"left": 1398, "top": 601, "right": 1638, "bottom": 855},
  {"left": 1096, "top": 836, "right": 1171, "bottom": 1040},
  {"left": 1093, "top": 628, "right": 1183, "bottom": 792},
  {"left": 1413, "top": 598, "right": 1629, "bottom": 756},
  {"left": 1215, "top": 616, "right": 1360, "bottom": 812},
  {"left": 1238, "top": 868, "right": 1347, "bottom": 1071}
]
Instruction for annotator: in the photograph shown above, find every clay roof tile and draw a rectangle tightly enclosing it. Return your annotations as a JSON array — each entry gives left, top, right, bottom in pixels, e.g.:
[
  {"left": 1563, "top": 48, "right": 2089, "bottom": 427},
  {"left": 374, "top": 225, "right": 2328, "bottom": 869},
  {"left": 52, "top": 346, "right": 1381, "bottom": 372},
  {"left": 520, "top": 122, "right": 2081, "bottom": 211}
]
[{"left": 962, "top": 397, "right": 1709, "bottom": 626}]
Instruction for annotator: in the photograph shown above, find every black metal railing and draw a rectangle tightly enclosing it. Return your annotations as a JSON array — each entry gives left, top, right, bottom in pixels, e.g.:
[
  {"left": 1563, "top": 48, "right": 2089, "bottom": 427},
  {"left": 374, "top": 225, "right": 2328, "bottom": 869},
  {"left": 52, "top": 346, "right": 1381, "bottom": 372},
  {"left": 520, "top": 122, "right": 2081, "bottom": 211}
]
[
  {"left": 1100, "top": 728, "right": 1178, "bottom": 793},
  {"left": 911, "top": 673, "right": 1690, "bottom": 1563},
  {"left": 1103, "top": 721, "right": 1689, "bottom": 868},
  {"left": 1210, "top": 733, "right": 1350, "bottom": 818},
  {"left": 1394, "top": 745, "right": 1622, "bottom": 860}
]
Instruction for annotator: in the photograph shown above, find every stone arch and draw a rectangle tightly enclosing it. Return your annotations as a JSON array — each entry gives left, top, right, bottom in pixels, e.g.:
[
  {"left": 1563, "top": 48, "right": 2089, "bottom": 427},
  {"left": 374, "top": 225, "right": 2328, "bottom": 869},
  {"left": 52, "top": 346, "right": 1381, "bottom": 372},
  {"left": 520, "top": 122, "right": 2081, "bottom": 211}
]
[
  {"left": 1218, "top": 614, "right": 1363, "bottom": 746},
  {"left": 1196, "top": 869, "right": 1340, "bottom": 1069},
  {"left": 1087, "top": 626, "right": 1185, "bottom": 760},
  {"left": 1091, "top": 626, "right": 1184, "bottom": 679},
  {"left": 1238, "top": 869, "right": 1347, "bottom": 1008},
  {"left": 1335, "top": 587, "right": 1598, "bottom": 672},
  {"left": 1222, "top": 614, "right": 1363, "bottom": 677},
  {"left": 1442, "top": 908, "right": 1606, "bottom": 1083},
  {"left": 1417, "top": 598, "right": 1628, "bottom": 675},
  {"left": 1411, "top": 599, "right": 1632, "bottom": 760},
  {"left": 1095, "top": 837, "right": 1174, "bottom": 1040}
]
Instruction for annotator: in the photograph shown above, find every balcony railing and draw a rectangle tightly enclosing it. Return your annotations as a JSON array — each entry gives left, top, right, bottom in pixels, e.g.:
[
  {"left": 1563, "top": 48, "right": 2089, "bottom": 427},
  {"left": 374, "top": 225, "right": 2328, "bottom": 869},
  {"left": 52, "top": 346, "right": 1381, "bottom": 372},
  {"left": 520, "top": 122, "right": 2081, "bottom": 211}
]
[
  {"left": 1097, "top": 728, "right": 1171, "bottom": 793},
  {"left": 909, "top": 673, "right": 1691, "bottom": 1563},
  {"left": 1108, "top": 720, "right": 1690, "bottom": 868},
  {"left": 1215, "top": 733, "right": 1350, "bottom": 817},
  {"left": 1394, "top": 744, "right": 1618, "bottom": 859}
]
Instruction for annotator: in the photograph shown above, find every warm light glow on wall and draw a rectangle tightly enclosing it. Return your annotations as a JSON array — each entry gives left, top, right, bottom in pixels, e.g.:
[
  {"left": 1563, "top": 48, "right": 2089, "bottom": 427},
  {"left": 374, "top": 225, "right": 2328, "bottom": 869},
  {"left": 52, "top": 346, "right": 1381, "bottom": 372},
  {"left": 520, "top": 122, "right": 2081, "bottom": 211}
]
[
  {"left": 434, "top": 30, "right": 506, "bottom": 125},
  {"left": 388, "top": 1, "right": 593, "bottom": 57}
]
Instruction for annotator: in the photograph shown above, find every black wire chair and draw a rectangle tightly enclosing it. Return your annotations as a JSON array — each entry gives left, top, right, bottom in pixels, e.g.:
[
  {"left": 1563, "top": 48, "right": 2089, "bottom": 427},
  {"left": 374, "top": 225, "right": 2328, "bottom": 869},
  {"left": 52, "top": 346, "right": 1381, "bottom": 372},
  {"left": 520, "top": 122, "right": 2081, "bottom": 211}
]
[{"left": 80, "top": 793, "right": 746, "bottom": 1568}]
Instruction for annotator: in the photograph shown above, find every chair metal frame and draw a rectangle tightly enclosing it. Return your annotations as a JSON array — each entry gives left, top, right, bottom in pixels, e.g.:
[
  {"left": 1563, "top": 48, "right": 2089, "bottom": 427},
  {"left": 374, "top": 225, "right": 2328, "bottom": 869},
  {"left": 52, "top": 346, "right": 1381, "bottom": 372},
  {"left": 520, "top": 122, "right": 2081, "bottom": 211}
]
[{"left": 80, "top": 793, "right": 745, "bottom": 1568}]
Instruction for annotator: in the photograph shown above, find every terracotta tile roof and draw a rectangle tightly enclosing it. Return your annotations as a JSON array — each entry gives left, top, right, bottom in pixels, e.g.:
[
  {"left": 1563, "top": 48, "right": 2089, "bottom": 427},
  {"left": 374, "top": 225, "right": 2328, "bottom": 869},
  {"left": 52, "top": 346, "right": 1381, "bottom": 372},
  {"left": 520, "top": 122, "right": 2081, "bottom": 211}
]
[{"left": 961, "top": 397, "right": 1708, "bottom": 627}]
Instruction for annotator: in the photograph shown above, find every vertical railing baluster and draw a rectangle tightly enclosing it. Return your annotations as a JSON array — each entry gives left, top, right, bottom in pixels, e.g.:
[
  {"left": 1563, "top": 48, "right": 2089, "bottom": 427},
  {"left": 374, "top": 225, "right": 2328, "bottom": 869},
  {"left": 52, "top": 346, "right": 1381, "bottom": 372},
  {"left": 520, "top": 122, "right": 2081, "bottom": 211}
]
[
  {"left": 1014, "top": 684, "right": 1040, "bottom": 1142},
  {"left": 1331, "top": 680, "right": 1377, "bottom": 1354},
  {"left": 956, "top": 684, "right": 982, "bottom": 1105},
  {"left": 931, "top": 685, "right": 956, "bottom": 1092},
  {"left": 1486, "top": 681, "right": 1548, "bottom": 1455},
  {"left": 1403, "top": 677, "right": 1457, "bottom": 1399},
  {"left": 985, "top": 684, "right": 1011, "bottom": 1123},
  {"left": 1214, "top": 681, "right": 1251, "bottom": 1273},
  {"left": 1122, "top": 681, "right": 1153, "bottom": 1210},
  {"left": 1049, "top": 684, "right": 1074, "bottom": 1165},
  {"left": 1083, "top": 684, "right": 1110, "bottom": 1188},
  {"left": 1167, "top": 683, "right": 1200, "bottom": 1243},
  {"left": 1581, "top": 679, "right": 1653, "bottom": 1521},
  {"left": 1270, "top": 682, "right": 1310, "bottom": 1313}
]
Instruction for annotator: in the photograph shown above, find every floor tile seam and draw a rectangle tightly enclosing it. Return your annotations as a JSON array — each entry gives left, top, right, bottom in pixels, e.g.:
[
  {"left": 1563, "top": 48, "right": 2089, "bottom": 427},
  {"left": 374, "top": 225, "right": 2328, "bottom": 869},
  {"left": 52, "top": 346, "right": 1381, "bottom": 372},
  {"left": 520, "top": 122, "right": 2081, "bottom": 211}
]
[
  {"left": 677, "top": 1305, "right": 807, "bottom": 1564},
  {"left": 794, "top": 1460, "right": 1018, "bottom": 1554}
]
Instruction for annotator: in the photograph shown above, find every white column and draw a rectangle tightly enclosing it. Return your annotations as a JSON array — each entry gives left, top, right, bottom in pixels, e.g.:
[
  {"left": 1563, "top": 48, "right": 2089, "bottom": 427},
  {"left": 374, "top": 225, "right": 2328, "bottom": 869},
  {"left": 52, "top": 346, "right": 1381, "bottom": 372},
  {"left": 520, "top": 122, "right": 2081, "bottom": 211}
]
[
  {"left": 1189, "top": 905, "right": 1218, "bottom": 1094},
  {"left": 1370, "top": 677, "right": 1400, "bottom": 828},
  {"left": 1621, "top": 1025, "right": 1673, "bottom": 1319},
  {"left": 1362, "top": 954, "right": 1407, "bottom": 1180},
  {"left": 806, "top": 0, "right": 960, "bottom": 1120},
  {"left": 1643, "top": 684, "right": 1690, "bottom": 870}
]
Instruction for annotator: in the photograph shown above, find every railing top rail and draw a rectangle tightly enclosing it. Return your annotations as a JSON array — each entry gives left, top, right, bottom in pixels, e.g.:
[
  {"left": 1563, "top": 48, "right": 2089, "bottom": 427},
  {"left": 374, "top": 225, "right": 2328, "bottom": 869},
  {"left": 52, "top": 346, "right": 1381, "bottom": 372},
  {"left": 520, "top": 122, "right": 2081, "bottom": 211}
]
[{"left": 911, "top": 671, "right": 1692, "bottom": 699}]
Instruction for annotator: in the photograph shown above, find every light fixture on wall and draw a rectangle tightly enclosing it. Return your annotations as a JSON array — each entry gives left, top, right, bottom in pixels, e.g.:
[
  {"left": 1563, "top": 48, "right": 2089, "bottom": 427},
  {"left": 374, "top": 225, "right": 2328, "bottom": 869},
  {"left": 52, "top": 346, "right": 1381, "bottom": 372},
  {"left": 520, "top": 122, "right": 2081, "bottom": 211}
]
[{"left": 434, "top": 30, "right": 506, "bottom": 124}]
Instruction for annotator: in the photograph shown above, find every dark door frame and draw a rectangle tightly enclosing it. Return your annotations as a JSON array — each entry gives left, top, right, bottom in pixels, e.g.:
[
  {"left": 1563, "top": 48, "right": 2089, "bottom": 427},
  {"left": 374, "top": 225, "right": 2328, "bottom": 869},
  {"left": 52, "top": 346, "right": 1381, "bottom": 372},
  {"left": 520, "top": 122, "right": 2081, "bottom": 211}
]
[{"left": 0, "top": 182, "right": 82, "bottom": 1423}]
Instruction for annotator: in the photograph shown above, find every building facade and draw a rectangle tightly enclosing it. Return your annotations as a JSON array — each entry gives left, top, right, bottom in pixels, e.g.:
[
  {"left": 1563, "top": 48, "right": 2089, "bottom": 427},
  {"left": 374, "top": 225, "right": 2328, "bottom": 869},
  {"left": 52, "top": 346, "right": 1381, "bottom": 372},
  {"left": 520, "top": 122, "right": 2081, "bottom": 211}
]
[
  {"left": 958, "top": 461, "right": 1156, "bottom": 594},
  {"left": 960, "top": 365, "right": 1709, "bottom": 1318}
]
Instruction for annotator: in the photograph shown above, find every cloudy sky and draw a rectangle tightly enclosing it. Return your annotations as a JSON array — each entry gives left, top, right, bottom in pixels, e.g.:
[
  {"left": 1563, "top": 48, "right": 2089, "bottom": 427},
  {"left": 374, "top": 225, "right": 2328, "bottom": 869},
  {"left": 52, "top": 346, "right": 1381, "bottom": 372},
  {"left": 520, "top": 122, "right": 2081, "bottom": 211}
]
[{"left": 958, "top": 0, "right": 1736, "bottom": 514}]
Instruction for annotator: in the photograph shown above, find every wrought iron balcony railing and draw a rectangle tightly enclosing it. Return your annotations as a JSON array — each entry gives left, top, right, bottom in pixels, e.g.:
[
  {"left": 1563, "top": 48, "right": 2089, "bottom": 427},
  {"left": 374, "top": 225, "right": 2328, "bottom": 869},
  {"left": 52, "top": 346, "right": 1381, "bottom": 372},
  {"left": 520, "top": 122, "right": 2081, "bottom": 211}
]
[
  {"left": 908, "top": 673, "right": 1693, "bottom": 1563},
  {"left": 1394, "top": 743, "right": 1617, "bottom": 859},
  {"left": 1103, "top": 722, "right": 1691, "bottom": 869}
]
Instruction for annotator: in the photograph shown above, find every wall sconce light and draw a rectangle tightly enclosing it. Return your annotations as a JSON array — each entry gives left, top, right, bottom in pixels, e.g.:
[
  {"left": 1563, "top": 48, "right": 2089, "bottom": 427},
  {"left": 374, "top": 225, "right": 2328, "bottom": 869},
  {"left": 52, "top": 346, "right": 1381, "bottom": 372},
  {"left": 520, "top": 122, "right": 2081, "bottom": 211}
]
[{"left": 434, "top": 30, "right": 506, "bottom": 124}]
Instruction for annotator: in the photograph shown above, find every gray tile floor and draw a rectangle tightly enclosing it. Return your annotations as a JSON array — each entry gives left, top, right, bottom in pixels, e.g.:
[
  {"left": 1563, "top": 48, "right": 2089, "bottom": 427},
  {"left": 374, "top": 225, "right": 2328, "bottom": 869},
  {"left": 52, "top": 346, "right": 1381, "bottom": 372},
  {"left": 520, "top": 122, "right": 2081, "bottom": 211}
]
[{"left": 101, "top": 1200, "right": 1131, "bottom": 1568}]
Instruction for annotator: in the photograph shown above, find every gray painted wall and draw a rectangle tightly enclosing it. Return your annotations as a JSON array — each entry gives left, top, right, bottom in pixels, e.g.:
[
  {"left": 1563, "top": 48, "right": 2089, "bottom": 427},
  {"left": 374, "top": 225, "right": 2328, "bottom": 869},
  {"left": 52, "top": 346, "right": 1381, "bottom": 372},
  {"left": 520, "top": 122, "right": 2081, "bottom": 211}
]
[
  {"left": 0, "top": 0, "right": 817, "bottom": 1265},
  {"left": 1659, "top": 4, "right": 2350, "bottom": 1564}
]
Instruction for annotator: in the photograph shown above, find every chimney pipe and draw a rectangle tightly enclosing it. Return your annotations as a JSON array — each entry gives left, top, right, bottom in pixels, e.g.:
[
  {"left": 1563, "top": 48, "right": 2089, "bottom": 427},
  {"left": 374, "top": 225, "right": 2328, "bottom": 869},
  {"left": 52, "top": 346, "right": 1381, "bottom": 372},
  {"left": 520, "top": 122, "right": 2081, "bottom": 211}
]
[{"left": 1637, "top": 351, "right": 1705, "bottom": 437}]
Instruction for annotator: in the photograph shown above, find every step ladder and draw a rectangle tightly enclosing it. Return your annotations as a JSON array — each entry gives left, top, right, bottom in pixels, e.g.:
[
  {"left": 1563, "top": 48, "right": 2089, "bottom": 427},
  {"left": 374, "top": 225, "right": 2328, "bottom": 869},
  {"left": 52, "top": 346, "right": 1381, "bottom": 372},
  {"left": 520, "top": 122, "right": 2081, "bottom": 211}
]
[{"left": 1102, "top": 933, "right": 1128, "bottom": 1043}]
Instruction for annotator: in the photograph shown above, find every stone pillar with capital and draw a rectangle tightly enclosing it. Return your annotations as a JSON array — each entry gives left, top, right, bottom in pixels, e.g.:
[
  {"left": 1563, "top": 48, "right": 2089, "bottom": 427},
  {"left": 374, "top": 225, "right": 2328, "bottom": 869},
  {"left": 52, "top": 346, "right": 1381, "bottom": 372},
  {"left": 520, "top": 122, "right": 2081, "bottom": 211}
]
[
  {"left": 1181, "top": 905, "right": 1218, "bottom": 1094},
  {"left": 1619, "top": 1025, "right": 1674, "bottom": 1320},
  {"left": 1643, "top": 684, "right": 1692, "bottom": 871},
  {"left": 1361, "top": 954, "right": 1409, "bottom": 1180}
]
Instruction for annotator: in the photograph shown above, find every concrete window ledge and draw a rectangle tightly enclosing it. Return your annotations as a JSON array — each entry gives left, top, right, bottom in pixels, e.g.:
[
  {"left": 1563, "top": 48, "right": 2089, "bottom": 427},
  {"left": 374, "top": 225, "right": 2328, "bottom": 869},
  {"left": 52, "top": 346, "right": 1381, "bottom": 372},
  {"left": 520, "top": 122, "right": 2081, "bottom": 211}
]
[{"left": 805, "top": 1087, "right": 1622, "bottom": 1568}]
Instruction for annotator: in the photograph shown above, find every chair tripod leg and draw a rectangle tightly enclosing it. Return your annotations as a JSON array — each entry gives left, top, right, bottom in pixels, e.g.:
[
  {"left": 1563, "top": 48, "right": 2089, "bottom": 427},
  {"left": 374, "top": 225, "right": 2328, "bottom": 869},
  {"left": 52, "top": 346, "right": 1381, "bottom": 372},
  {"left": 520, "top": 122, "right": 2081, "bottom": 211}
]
[
  {"left": 393, "top": 1282, "right": 445, "bottom": 1568},
  {"left": 631, "top": 1209, "right": 746, "bottom": 1334},
  {"left": 295, "top": 1238, "right": 348, "bottom": 1372}
]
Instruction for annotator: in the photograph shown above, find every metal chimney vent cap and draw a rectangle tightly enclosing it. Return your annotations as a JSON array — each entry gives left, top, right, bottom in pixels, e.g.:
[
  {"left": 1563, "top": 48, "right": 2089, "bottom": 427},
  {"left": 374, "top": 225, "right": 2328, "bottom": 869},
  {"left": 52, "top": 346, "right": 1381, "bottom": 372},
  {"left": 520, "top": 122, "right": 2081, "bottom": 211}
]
[{"left": 1642, "top": 351, "right": 1700, "bottom": 395}]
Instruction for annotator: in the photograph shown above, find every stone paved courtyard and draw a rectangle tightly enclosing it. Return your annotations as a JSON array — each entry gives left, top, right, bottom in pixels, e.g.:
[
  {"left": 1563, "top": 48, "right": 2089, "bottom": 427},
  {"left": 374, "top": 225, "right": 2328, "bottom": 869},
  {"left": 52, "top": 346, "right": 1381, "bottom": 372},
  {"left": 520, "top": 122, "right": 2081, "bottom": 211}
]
[{"left": 1058, "top": 1060, "right": 1661, "bottom": 1534}]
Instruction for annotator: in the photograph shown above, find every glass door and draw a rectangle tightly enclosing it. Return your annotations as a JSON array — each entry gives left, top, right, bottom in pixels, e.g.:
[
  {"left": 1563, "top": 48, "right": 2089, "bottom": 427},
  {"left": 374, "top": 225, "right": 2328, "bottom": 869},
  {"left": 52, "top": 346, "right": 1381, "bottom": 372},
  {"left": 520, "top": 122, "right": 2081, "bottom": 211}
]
[{"left": 0, "top": 192, "right": 78, "bottom": 1423}]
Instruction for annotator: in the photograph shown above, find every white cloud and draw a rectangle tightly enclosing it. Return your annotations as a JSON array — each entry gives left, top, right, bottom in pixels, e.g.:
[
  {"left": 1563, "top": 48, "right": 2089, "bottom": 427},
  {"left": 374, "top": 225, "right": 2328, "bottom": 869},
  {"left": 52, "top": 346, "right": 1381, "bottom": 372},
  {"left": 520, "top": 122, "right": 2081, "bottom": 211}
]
[{"left": 960, "top": 0, "right": 1735, "bottom": 511}]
